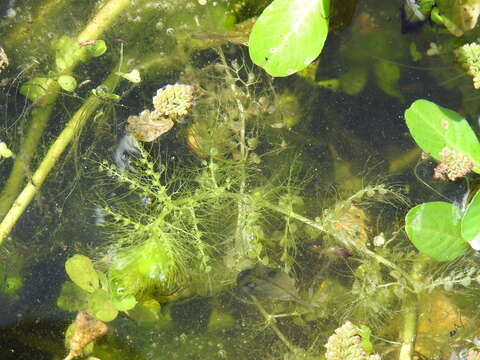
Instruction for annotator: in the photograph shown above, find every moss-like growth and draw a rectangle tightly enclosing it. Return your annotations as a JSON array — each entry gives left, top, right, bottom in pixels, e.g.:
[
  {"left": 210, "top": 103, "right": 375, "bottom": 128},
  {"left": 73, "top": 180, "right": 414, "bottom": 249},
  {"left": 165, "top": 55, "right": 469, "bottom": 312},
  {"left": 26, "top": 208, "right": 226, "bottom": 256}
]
[{"left": 455, "top": 42, "right": 480, "bottom": 89}]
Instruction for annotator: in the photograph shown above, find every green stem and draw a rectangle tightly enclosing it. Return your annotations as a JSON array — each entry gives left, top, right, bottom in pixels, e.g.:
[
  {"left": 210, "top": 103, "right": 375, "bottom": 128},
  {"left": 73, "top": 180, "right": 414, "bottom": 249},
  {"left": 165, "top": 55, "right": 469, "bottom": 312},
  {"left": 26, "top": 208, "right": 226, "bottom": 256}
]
[
  {"left": 398, "top": 255, "right": 428, "bottom": 360},
  {"left": 250, "top": 295, "right": 299, "bottom": 354},
  {"left": 262, "top": 201, "right": 414, "bottom": 287},
  {"left": 0, "top": 73, "right": 118, "bottom": 245},
  {"left": 398, "top": 292, "right": 418, "bottom": 360},
  {"left": 0, "top": 0, "right": 138, "bottom": 220}
]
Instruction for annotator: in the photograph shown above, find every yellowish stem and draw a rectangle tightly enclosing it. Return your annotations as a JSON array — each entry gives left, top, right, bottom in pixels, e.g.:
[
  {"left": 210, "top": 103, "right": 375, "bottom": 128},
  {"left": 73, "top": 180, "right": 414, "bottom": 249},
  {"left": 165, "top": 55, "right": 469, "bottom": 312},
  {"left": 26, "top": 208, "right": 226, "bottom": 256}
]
[
  {"left": 0, "top": 0, "right": 137, "bottom": 219},
  {"left": 0, "top": 73, "right": 116, "bottom": 245}
]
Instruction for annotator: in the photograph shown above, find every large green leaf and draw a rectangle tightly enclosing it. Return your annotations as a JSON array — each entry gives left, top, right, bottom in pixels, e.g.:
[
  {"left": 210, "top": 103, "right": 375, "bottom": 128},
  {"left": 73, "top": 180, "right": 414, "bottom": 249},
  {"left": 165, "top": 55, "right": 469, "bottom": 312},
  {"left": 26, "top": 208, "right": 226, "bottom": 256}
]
[
  {"left": 65, "top": 254, "right": 99, "bottom": 293},
  {"left": 405, "top": 201, "right": 468, "bottom": 262},
  {"left": 404, "top": 99, "right": 480, "bottom": 173},
  {"left": 461, "top": 191, "right": 480, "bottom": 249},
  {"left": 248, "top": 0, "right": 330, "bottom": 77}
]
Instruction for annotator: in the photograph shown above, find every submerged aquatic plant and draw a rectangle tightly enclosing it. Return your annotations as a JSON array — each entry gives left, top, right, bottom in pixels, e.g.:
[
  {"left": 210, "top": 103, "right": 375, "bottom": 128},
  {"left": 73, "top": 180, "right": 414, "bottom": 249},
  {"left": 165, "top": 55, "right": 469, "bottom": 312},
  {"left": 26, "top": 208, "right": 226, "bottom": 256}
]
[
  {"left": 455, "top": 42, "right": 480, "bottom": 89},
  {"left": 126, "top": 84, "right": 195, "bottom": 142},
  {"left": 64, "top": 311, "right": 108, "bottom": 360},
  {"left": 324, "top": 321, "right": 381, "bottom": 360}
]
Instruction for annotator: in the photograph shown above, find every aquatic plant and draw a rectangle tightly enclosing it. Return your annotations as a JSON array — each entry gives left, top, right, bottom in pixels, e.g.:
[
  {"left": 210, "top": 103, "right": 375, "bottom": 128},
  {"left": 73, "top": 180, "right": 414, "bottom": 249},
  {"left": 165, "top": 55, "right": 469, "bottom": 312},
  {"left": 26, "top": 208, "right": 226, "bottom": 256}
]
[
  {"left": 455, "top": 42, "right": 480, "bottom": 89},
  {"left": 0, "top": 45, "right": 8, "bottom": 72},
  {"left": 248, "top": 0, "right": 330, "bottom": 77},
  {"left": 405, "top": 99, "right": 480, "bottom": 176},
  {"left": 64, "top": 311, "right": 108, "bottom": 360},
  {"left": 324, "top": 321, "right": 381, "bottom": 360},
  {"left": 404, "top": 100, "right": 480, "bottom": 259},
  {"left": 126, "top": 84, "right": 195, "bottom": 142}
]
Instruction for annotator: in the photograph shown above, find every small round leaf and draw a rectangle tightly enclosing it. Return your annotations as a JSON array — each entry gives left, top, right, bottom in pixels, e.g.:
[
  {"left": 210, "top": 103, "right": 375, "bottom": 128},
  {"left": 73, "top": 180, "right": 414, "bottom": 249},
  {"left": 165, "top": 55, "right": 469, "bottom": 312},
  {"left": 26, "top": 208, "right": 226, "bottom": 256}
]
[
  {"left": 86, "top": 40, "right": 107, "bottom": 57},
  {"left": 57, "top": 75, "right": 77, "bottom": 92},
  {"left": 65, "top": 254, "right": 99, "bottom": 293}
]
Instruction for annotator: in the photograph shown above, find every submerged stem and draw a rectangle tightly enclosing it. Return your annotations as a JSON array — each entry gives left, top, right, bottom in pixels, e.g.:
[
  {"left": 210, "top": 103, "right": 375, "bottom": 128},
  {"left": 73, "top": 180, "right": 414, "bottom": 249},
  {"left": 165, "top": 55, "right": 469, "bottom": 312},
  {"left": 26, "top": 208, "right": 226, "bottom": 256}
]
[
  {"left": 0, "top": 0, "right": 140, "bottom": 220},
  {"left": 0, "top": 72, "right": 118, "bottom": 245},
  {"left": 250, "top": 295, "right": 299, "bottom": 354},
  {"left": 262, "top": 201, "right": 414, "bottom": 288}
]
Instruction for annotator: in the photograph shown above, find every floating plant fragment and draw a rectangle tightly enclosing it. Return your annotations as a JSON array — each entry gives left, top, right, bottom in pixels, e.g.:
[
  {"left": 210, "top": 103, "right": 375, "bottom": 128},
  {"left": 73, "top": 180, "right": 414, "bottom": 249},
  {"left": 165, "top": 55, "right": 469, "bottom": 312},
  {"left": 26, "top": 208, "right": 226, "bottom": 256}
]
[
  {"left": 0, "top": 142, "right": 13, "bottom": 159},
  {"left": 126, "top": 84, "right": 194, "bottom": 142},
  {"left": 433, "top": 147, "right": 473, "bottom": 181},
  {"left": 116, "top": 68, "right": 141, "bottom": 83},
  {"left": 324, "top": 321, "right": 381, "bottom": 360},
  {"left": 64, "top": 311, "right": 107, "bottom": 360},
  {"left": 0, "top": 45, "right": 8, "bottom": 72},
  {"left": 455, "top": 42, "right": 480, "bottom": 89},
  {"left": 127, "top": 110, "right": 174, "bottom": 142}
]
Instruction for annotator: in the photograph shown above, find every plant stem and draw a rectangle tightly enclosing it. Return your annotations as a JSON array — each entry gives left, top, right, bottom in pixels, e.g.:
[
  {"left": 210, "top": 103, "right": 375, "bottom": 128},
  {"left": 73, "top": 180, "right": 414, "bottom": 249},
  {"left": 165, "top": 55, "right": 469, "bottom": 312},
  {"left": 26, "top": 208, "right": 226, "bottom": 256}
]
[
  {"left": 398, "top": 255, "right": 427, "bottom": 360},
  {"left": 0, "top": 0, "right": 138, "bottom": 220},
  {"left": 217, "top": 50, "right": 249, "bottom": 255},
  {"left": 262, "top": 201, "right": 414, "bottom": 287},
  {"left": 0, "top": 73, "right": 118, "bottom": 245},
  {"left": 398, "top": 292, "right": 418, "bottom": 360},
  {"left": 250, "top": 295, "right": 299, "bottom": 354}
]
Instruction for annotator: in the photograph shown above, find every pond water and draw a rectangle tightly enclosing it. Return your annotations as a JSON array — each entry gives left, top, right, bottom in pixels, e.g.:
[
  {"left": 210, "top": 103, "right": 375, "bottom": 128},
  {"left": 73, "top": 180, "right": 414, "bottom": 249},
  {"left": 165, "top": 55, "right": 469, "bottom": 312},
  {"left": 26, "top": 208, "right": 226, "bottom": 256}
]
[{"left": 1, "top": 0, "right": 480, "bottom": 359}]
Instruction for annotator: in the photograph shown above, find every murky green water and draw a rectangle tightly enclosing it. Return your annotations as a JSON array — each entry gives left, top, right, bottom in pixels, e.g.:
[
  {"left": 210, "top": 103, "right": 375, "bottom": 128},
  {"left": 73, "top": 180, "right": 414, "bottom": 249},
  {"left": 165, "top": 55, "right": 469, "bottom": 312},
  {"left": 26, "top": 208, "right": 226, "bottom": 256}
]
[{"left": 1, "top": 0, "right": 480, "bottom": 359}]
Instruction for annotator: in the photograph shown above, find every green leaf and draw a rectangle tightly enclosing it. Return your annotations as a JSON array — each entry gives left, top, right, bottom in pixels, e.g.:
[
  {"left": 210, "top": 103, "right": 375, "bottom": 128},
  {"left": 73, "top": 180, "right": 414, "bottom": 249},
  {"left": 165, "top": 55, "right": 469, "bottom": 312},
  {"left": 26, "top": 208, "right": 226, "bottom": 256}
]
[
  {"left": 405, "top": 201, "right": 468, "bottom": 262},
  {"left": 86, "top": 40, "right": 107, "bottom": 57},
  {"left": 56, "top": 281, "right": 89, "bottom": 312},
  {"left": 116, "top": 69, "right": 141, "bottom": 83},
  {"left": 20, "top": 77, "right": 56, "bottom": 101},
  {"left": 461, "top": 191, "right": 480, "bottom": 249},
  {"left": 91, "top": 86, "right": 120, "bottom": 101},
  {"left": 111, "top": 293, "right": 137, "bottom": 312},
  {"left": 405, "top": 99, "right": 480, "bottom": 173},
  {"left": 248, "top": 0, "right": 330, "bottom": 77},
  {"left": 0, "top": 142, "right": 13, "bottom": 158},
  {"left": 358, "top": 325, "right": 373, "bottom": 354},
  {"left": 65, "top": 254, "right": 99, "bottom": 293},
  {"left": 88, "top": 289, "right": 118, "bottom": 322},
  {"left": 57, "top": 75, "right": 77, "bottom": 92}
]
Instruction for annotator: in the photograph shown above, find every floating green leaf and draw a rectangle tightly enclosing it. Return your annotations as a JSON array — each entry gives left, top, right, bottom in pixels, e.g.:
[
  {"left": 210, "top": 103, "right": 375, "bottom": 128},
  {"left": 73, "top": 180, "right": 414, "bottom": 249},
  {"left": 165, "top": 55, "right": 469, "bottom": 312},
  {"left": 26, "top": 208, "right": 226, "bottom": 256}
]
[
  {"left": 65, "top": 254, "right": 99, "bottom": 293},
  {"left": 88, "top": 289, "right": 118, "bottom": 322},
  {"left": 248, "top": 0, "right": 330, "bottom": 77},
  {"left": 461, "top": 191, "right": 480, "bottom": 249},
  {"left": 405, "top": 201, "right": 468, "bottom": 262},
  {"left": 405, "top": 99, "right": 480, "bottom": 173},
  {"left": 57, "top": 75, "right": 77, "bottom": 92},
  {"left": 20, "top": 77, "right": 56, "bottom": 101}
]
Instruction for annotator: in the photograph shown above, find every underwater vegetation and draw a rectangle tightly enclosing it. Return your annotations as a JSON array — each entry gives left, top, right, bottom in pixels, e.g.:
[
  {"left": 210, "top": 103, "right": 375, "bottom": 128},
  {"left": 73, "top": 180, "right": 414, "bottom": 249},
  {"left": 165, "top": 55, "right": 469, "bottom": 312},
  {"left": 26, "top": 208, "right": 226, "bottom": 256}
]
[{"left": 4, "top": 0, "right": 480, "bottom": 359}]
